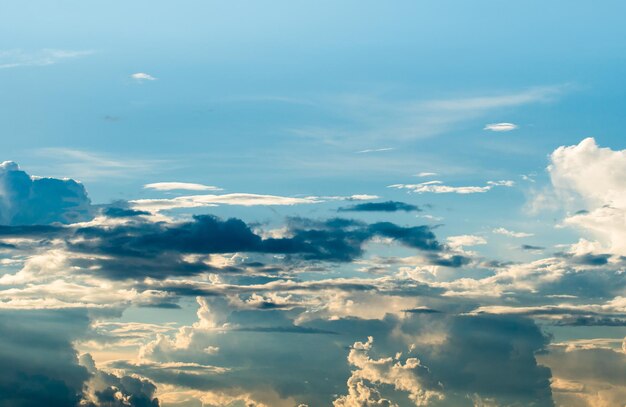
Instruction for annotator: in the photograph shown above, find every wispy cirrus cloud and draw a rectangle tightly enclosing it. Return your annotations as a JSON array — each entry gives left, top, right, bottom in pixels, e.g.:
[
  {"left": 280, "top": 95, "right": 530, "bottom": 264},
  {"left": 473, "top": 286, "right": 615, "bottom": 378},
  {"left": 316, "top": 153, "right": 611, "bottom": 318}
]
[
  {"left": 0, "top": 49, "right": 94, "bottom": 69},
  {"left": 355, "top": 147, "right": 394, "bottom": 154},
  {"left": 144, "top": 182, "right": 222, "bottom": 192},
  {"left": 292, "top": 85, "right": 565, "bottom": 145},
  {"left": 33, "top": 148, "right": 167, "bottom": 181}
]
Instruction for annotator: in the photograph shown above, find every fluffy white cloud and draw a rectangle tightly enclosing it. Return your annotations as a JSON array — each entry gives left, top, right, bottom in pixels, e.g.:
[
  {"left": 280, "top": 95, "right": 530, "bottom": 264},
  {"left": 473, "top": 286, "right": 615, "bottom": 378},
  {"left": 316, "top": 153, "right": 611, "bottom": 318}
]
[
  {"left": 334, "top": 337, "right": 443, "bottom": 407},
  {"left": 549, "top": 137, "right": 626, "bottom": 255}
]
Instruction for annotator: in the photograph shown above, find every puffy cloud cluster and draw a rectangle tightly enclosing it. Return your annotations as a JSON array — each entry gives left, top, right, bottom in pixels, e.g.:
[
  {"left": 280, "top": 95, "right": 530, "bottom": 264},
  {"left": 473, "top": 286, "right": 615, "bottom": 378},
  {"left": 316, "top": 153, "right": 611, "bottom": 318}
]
[
  {"left": 0, "top": 161, "right": 93, "bottom": 225},
  {"left": 549, "top": 138, "right": 626, "bottom": 255}
]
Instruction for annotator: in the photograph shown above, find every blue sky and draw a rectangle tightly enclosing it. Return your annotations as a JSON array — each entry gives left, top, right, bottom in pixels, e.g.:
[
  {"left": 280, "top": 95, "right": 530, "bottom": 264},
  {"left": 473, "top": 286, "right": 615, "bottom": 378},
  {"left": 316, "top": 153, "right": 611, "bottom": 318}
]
[{"left": 1, "top": 1, "right": 626, "bottom": 406}]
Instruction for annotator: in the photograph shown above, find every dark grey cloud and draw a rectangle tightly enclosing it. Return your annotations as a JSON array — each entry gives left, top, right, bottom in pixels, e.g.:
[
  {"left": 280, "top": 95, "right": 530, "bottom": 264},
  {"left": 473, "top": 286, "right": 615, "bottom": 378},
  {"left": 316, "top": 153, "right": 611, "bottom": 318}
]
[
  {"left": 338, "top": 201, "right": 421, "bottom": 212},
  {"left": 132, "top": 306, "right": 554, "bottom": 406},
  {"left": 0, "top": 161, "right": 93, "bottom": 225},
  {"left": 61, "top": 215, "right": 458, "bottom": 280},
  {"left": 102, "top": 206, "right": 151, "bottom": 218},
  {"left": 521, "top": 244, "right": 545, "bottom": 251},
  {"left": 0, "top": 309, "right": 91, "bottom": 407},
  {"left": 0, "top": 309, "right": 160, "bottom": 407},
  {"left": 80, "top": 354, "right": 159, "bottom": 407}
]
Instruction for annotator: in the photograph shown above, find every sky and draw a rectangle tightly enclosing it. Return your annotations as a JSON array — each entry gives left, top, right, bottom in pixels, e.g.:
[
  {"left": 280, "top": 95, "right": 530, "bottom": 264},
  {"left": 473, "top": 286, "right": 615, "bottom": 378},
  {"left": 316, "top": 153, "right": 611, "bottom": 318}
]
[{"left": 1, "top": 1, "right": 626, "bottom": 406}]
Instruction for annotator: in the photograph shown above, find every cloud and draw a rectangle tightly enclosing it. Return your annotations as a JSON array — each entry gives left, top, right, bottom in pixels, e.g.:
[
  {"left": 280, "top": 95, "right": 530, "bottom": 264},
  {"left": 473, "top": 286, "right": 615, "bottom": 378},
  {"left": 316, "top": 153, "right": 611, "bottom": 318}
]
[
  {"left": 492, "top": 227, "right": 534, "bottom": 238},
  {"left": 548, "top": 137, "right": 626, "bottom": 255},
  {"left": 63, "top": 215, "right": 450, "bottom": 279},
  {"left": 144, "top": 182, "right": 222, "bottom": 192},
  {"left": 0, "top": 161, "right": 93, "bottom": 225},
  {"left": 539, "top": 344, "right": 626, "bottom": 407},
  {"left": 446, "top": 235, "right": 487, "bottom": 250},
  {"left": 356, "top": 148, "right": 394, "bottom": 154},
  {"left": 131, "top": 72, "right": 157, "bottom": 81},
  {"left": 334, "top": 336, "right": 443, "bottom": 406},
  {"left": 338, "top": 201, "right": 421, "bottom": 213},
  {"left": 131, "top": 193, "right": 377, "bottom": 212},
  {"left": 291, "top": 85, "right": 564, "bottom": 145},
  {"left": 483, "top": 122, "right": 518, "bottom": 132},
  {"left": 415, "top": 172, "right": 437, "bottom": 177},
  {"left": 389, "top": 180, "right": 514, "bottom": 194},
  {"left": 0, "top": 308, "right": 160, "bottom": 407},
  {"left": 0, "top": 49, "right": 93, "bottom": 69},
  {"left": 34, "top": 148, "right": 165, "bottom": 181},
  {"left": 131, "top": 193, "right": 320, "bottom": 211}
]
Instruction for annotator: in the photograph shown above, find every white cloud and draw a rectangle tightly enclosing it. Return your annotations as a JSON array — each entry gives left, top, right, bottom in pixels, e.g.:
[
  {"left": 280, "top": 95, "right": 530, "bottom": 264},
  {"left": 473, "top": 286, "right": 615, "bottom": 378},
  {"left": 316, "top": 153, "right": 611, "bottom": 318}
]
[
  {"left": 34, "top": 148, "right": 165, "bottom": 181},
  {"left": 415, "top": 172, "right": 437, "bottom": 177},
  {"left": 0, "top": 49, "right": 93, "bottom": 69},
  {"left": 389, "top": 179, "right": 514, "bottom": 194},
  {"left": 144, "top": 182, "right": 222, "bottom": 192},
  {"left": 290, "top": 85, "right": 564, "bottom": 144},
  {"left": 484, "top": 122, "right": 518, "bottom": 132},
  {"left": 446, "top": 235, "right": 487, "bottom": 250},
  {"left": 131, "top": 72, "right": 157, "bottom": 81},
  {"left": 131, "top": 193, "right": 321, "bottom": 211},
  {"left": 549, "top": 137, "right": 626, "bottom": 255},
  {"left": 356, "top": 147, "right": 394, "bottom": 154},
  {"left": 492, "top": 228, "right": 534, "bottom": 238},
  {"left": 334, "top": 337, "right": 443, "bottom": 407}
]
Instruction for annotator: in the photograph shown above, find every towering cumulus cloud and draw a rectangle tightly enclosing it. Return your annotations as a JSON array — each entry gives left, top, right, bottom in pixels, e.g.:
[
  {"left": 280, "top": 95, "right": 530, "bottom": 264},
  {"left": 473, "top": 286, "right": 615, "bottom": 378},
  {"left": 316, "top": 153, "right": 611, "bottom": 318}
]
[
  {"left": 549, "top": 138, "right": 626, "bottom": 255},
  {"left": 0, "top": 161, "right": 92, "bottom": 225}
]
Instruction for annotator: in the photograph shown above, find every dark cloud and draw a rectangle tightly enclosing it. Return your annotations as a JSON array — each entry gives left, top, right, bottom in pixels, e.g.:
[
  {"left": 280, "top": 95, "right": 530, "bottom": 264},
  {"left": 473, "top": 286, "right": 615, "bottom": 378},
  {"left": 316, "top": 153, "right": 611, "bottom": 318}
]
[
  {"left": 0, "top": 161, "right": 93, "bottom": 225},
  {"left": 521, "top": 244, "right": 546, "bottom": 251},
  {"left": 0, "top": 309, "right": 161, "bottom": 407},
  {"left": 133, "top": 305, "right": 554, "bottom": 406},
  {"left": 103, "top": 207, "right": 151, "bottom": 218},
  {"left": 80, "top": 354, "right": 159, "bottom": 407},
  {"left": 62, "top": 215, "right": 454, "bottom": 279},
  {"left": 0, "top": 309, "right": 91, "bottom": 407},
  {"left": 338, "top": 201, "right": 421, "bottom": 212}
]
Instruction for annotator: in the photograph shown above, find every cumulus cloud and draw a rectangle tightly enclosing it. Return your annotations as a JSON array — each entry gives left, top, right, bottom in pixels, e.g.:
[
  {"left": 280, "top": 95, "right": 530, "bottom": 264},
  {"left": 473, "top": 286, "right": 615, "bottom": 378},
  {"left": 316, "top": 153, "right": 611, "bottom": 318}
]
[
  {"left": 483, "top": 122, "right": 518, "bottom": 132},
  {"left": 0, "top": 161, "right": 93, "bottom": 225},
  {"left": 549, "top": 137, "right": 626, "bottom": 255},
  {"left": 0, "top": 309, "right": 160, "bottom": 406}
]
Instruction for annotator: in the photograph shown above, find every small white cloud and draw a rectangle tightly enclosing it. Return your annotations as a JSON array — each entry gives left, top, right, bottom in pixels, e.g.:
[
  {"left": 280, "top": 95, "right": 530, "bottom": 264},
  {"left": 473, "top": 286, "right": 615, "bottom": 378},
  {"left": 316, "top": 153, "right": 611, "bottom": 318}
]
[
  {"left": 487, "top": 180, "right": 515, "bottom": 187},
  {"left": 447, "top": 235, "right": 487, "bottom": 249},
  {"left": 131, "top": 72, "right": 157, "bottom": 81},
  {"left": 415, "top": 172, "right": 438, "bottom": 177},
  {"left": 144, "top": 182, "right": 222, "bottom": 192},
  {"left": 484, "top": 122, "right": 518, "bottom": 132},
  {"left": 492, "top": 228, "right": 534, "bottom": 238}
]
